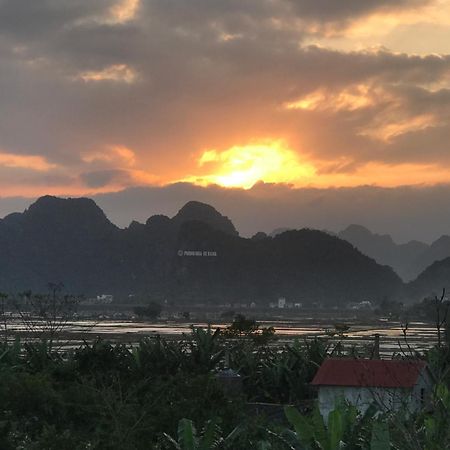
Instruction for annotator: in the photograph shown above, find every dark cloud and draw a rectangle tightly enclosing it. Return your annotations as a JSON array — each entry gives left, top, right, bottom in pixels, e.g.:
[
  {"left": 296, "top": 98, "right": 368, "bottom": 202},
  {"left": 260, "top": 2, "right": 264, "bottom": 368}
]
[
  {"left": 0, "top": 166, "right": 77, "bottom": 187},
  {"left": 0, "top": 0, "right": 111, "bottom": 39},
  {"left": 286, "top": 0, "right": 430, "bottom": 21},
  {"left": 80, "top": 169, "right": 135, "bottom": 188}
]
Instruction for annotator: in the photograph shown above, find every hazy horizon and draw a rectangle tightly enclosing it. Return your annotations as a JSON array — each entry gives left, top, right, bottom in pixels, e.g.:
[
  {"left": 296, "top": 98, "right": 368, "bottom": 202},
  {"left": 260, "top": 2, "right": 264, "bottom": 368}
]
[{"left": 3, "top": 181, "right": 450, "bottom": 244}]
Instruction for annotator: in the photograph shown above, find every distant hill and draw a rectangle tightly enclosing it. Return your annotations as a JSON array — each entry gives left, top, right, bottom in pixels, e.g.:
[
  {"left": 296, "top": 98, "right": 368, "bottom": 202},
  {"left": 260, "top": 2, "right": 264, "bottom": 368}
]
[
  {"left": 270, "top": 227, "right": 293, "bottom": 237},
  {"left": 0, "top": 196, "right": 122, "bottom": 294},
  {"left": 172, "top": 201, "right": 238, "bottom": 236},
  {"left": 407, "top": 257, "right": 450, "bottom": 301},
  {"left": 413, "top": 236, "right": 450, "bottom": 278},
  {"left": 0, "top": 196, "right": 403, "bottom": 304},
  {"left": 339, "top": 225, "right": 450, "bottom": 283},
  {"left": 338, "top": 225, "right": 429, "bottom": 281},
  {"left": 335, "top": 224, "right": 450, "bottom": 301},
  {"left": 337, "top": 225, "right": 450, "bottom": 283}
]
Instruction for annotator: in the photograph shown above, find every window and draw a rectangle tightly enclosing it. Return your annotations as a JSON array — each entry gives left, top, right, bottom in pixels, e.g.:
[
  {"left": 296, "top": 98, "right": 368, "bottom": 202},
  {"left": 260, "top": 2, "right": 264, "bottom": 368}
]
[{"left": 420, "top": 388, "right": 425, "bottom": 406}]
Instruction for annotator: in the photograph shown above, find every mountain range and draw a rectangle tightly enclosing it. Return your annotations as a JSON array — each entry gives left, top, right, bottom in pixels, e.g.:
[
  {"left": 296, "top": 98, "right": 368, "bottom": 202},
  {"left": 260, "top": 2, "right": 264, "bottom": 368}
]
[
  {"left": 337, "top": 225, "right": 450, "bottom": 282},
  {"left": 0, "top": 195, "right": 447, "bottom": 304}
]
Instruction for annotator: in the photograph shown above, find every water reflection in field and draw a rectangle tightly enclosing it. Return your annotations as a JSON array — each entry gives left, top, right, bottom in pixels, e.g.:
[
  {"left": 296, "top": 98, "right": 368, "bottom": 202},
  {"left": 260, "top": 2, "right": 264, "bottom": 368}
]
[{"left": 6, "top": 318, "right": 438, "bottom": 356}]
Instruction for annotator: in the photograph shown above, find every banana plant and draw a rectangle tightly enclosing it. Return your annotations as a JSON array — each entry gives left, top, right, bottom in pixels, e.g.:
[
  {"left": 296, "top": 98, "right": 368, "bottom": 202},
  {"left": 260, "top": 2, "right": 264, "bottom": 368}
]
[
  {"left": 185, "top": 326, "right": 224, "bottom": 372},
  {"left": 0, "top": 335, "right": 22, "bottom": 368},
  {"left": 370, "top": 421, "right": 390, "bottom": 450},
  {"left": 162, "top": 418, "right": 241, "bottom": 450},
  {"left": 131, "top": 336, "right": 185, "bottom": 376},
  {"left": 283, "top": 402, "right": 385, "bottom": 450},
  {"left": 420, "top": 384, "right": 450, "bottom": 450}
]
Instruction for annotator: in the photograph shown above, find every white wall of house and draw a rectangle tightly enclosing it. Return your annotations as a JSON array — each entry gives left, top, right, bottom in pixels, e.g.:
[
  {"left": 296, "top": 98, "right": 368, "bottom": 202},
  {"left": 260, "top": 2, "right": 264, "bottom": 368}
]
[
  {"left": 318, "top": 386, "right": 405, "bottom": 419},
  {"left": 317, "top": 368, "right": 433, "bottom": 420},
  {"left": 410, "top": 369, "right": 433, "bottom": 411}
]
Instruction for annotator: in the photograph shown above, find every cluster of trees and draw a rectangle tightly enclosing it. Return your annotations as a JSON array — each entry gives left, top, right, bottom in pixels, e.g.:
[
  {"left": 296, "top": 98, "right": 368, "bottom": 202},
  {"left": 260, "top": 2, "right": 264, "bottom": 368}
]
[{"left": 133, "top": 302, "right": 163, "bottom": 320}]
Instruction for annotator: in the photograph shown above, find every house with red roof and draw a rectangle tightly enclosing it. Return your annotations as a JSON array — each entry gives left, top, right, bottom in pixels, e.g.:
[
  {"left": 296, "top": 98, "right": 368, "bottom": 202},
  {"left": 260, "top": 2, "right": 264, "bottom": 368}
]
[{"left": 311, "top": 359, "right": 433, "bottom": 419}]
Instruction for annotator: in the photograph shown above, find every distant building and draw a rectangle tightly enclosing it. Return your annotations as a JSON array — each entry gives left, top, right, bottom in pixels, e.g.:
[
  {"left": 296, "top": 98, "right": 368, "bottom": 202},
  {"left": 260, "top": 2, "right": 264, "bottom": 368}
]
[
  {"left": 347, "top": 300, "right": 373, "bottom": 310},
  {"left": 81, "top": 294, "right": 113, "bottom": 305},
  {"left": 294, "top": 302, "right": 303, "bottom": 308},
  {"left": 312, "top": 359, "right": 433, "bottom": 420},
  {"left": 97, "top": 294, "right": 113, "bottom": 304},
  {"left": 278, "top": 297, "right": 286, "bottom": 308},
  {"left": 232, "top": 302, "right": 248, "bottom": 309},
  {"left": 218, "top": 303, "right": 232, "bottom": 308}
]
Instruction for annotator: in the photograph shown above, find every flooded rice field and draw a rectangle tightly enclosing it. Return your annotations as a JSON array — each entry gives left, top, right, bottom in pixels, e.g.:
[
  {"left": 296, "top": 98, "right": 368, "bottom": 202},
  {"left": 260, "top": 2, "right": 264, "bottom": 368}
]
[{"left": 4, "top": 315, "right": 439, "bottom": 356}]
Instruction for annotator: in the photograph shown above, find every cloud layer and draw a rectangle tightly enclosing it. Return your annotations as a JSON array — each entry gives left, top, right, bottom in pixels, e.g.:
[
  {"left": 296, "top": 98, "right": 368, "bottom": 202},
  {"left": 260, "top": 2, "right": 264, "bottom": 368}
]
[{"left": 0, "top": 0, "right": 449, "bottom": 196}]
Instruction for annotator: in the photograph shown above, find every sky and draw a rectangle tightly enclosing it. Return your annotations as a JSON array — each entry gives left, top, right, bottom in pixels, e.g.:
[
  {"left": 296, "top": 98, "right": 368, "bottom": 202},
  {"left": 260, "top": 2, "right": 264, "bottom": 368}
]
[{"left": 1, "top": 0, "right": 450, "bottom": 240}]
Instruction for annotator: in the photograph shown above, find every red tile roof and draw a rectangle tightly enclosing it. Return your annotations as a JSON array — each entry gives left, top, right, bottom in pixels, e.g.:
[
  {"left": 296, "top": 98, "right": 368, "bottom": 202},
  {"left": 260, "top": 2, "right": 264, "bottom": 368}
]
[{"left": 311, "top": 358, "right": 427, "bottom": 388}]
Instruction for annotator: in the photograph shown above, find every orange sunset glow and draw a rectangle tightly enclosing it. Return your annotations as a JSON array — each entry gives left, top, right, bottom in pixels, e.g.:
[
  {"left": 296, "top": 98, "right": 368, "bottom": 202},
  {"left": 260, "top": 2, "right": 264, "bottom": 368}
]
[
  {"left": 180, "top": 142, "right": 450, "bottom": 191},
  {"left": 183, "top": 142, "right": 316, "bottom": 189},
  {"left": 0, "top": 0, "right": 449, "bottom": 207}
]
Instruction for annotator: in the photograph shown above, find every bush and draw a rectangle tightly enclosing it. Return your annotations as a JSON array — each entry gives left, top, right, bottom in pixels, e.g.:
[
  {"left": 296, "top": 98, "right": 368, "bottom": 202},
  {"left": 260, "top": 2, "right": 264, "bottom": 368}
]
[{"left": 133, "top": 301, "right": 163, "bottom": 319}]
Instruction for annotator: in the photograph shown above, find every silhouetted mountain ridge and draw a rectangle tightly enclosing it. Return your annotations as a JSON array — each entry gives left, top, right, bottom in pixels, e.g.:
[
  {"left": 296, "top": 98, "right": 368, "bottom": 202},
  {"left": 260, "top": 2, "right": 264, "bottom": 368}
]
[
  {"left": 0, "top": 196, "right": 406, "bottom": 304},
  {"left": 337, "top": 224, "right": 450, "bottom": 282},
  {"left": 171, "top": 200, "right": 238, "bottom": 236},
  {"left": 407, "top": 257, "right": 450, "bottom": 300}
]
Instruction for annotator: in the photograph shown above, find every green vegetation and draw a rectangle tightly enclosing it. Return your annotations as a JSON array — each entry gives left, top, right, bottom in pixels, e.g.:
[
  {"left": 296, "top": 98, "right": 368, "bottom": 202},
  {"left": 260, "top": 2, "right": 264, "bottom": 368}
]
[
  {"left": 162, "top": 418, "right": 242, "bottom": 450},
  {"left": 0, "top": 322, "right": 448, "bottom": 449},
  {"left": 0, "top": 317, "right": 327, "bottom": 449},
  {"left": 223, "top": 314, "right": 276, "bottom": 345},
  {"left": 0, "top": 285, "right": 449, "bottom": 449},
  {"left": 283, "top": 403, "right": 377, "bottom": 450}
]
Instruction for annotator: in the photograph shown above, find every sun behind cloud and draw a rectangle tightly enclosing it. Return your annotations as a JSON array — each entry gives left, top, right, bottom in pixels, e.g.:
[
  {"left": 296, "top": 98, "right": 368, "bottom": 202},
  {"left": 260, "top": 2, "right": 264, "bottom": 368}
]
[{"left": 184, "top": 141, "right": 316, "bottom": 189}]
